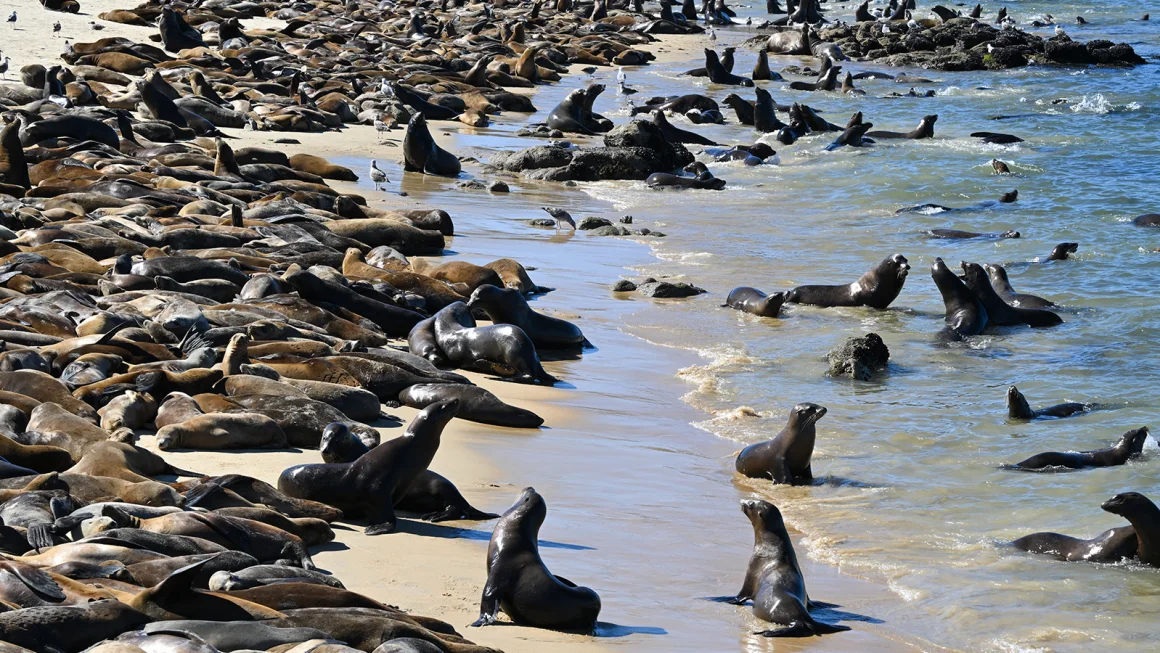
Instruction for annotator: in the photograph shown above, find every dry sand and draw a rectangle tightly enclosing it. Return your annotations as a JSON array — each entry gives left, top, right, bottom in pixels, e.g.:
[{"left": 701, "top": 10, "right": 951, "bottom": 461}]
[{"left": 9, "top": 3, "right": 928, "bottom": 650}]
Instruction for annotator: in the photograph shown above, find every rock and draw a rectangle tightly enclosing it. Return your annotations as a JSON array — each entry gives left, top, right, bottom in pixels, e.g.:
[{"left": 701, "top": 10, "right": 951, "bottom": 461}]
[
  {"left": 611, "top": 280, "right": 637, "bottom": 292},
  {"left": 637, "top": 280, "right": 706, "bottom": 298},
  {"left": 826, "top": 333, "right": 890, "bottom": 381},
  {"left": 488, "top": 145, "right": 574, "bottom": 173},
  {"left": 651, "top": 231, "right": 666, "bottom": 237},
  {"left": 489, "top": 181, "right": 510, "bottom": 192},
  {"left": 457, "top": 180, "right": 487, "bottom": 190},
  {"left": 590, "top": 225, "right": 630, "bottom": 236},
  {"left": 634, "top": 228, "right": 651, "bottom": 235},
  {"left": 984, "top": 47, "right": 1028, "bottom": 69},
  {"left": 527, "top": 218, "right": 556, "bottom": 227},
  {"left": 578, "top": 217, "right": 613, "bottom": 230}
]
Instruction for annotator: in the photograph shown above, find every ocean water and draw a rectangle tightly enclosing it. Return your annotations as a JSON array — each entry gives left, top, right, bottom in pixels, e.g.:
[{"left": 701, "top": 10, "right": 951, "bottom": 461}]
[{"left": 349, "top": 2, "right": 1160, "bottom": 651}]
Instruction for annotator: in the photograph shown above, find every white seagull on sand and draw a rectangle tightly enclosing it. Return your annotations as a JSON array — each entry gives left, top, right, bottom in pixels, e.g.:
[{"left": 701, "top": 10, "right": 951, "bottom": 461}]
[{"left": 369, "top": 160, "right": 389, "bottom": 191}]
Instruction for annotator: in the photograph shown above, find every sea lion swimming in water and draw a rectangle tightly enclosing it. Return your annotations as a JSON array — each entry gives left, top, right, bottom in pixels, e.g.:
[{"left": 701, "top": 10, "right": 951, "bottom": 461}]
[
  {"left": 785, "top": 254, "right": 910, "bottom": 309},
  {"left": 931, "top": 257, "right": 986, "bottom": 339},
  {"left": 725, "top": 287, "right": 786, "bottom": 318},
  {"left": 866, "top": 114, "right": 938, "bottom": 139},
  {"left": 471, "top": 487, "right": 601, "bottom": 632},
  {"left": 824, "top": 121, "right": 873, "bottom": 150},
  {"left": 959, "top": 262, "right": 1061, "bottom": 328},
  {"left": 725, "top": 499, "right": 850, "bottom": 637},
  {"left": 984, "top": 264, "right": 1055, "bottom": 308},
  {"left": 1005, "top": 427, "right": 1148, "bottom": 471},
  {"left": 735, "top": 403, "right": 827, "bottom": 484},
  {"left": 927, "top": 229, "right": 1020, "bottom": 239},
  {"left": 402, "top": 114, "right": 461, "bottom": 177},
  {"left": 1013, "top": 525, "right": 1138, "bottom": 563},
  {"left": 1047, "top": 242, "right": 1079, "bottom": 261},
  {"left": 1006, "top": 385, "right": 1100, "bottom": 420},
  {"left": 278, "top": 400, "right": 459, "bottom": 535},
  {"left": 1100, "top": 492, "right": 1160, "bottom": 567}
]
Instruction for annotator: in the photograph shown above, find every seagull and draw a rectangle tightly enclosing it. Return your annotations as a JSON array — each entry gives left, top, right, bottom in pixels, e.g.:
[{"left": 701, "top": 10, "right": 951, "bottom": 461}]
[
  {"left": 991, "top": 158, "right": 1011, "bottom": 174},
  {"left": 90, "top": 21, "right": 105, "bottom": 30},
  {"left": 1054, "top": 24, "right": 1066, "bottom": 37},
  {"left": 63, "top": 40, "right": 74, "bottom": 56},
  {"left": 882, "top": 23, "right": 891, "bottom": 34},
  {"left": 0, "top": 57, "right": 7, "bottom": 79},
  {"left": 373, "top": 114, "right": 390, "bottom": 142},
  {"left": 745, "top": 17, "right": 752, "bottom": 25},
  {"left": 617, "top": 66, "right": 627, "bottom": 85},
  {"left": 907, "top": 18, "right": 918, "bottom": 30},
  {"left": 369, "top": 160, "right": 389, "bottom": 191},
  {"left": 619, "top": 80, "right": 638, "bottom": 95},
  {"left": 379, "top": 79, "right": 393, "bottom": 97},
  {"left": 53, "top": 21, "right": 61, "bottom": 37},
  {"left": 7, "top": 12, "right": 15, "bottom": 28},
  {"left": 541, "top": 206, "right": 575, "bottom": 231},
  {"left": 708, "top": 28, "right": 717, "bottom": 42}
]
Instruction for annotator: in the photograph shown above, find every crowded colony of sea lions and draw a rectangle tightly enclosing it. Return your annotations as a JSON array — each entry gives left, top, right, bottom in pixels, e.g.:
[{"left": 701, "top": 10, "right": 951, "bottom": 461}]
[{"left": 0, "top": 0, "right": 1153, "bottom": 648}]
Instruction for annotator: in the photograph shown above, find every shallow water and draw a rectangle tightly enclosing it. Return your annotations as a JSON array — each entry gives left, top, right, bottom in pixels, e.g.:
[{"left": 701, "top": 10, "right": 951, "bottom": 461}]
[{"left": 352, "top": 2, "right": 1159, "bottom": 651}]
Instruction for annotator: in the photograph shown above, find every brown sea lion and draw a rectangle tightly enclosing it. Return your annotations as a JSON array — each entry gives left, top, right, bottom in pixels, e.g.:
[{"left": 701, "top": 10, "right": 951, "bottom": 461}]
[{"left": 155, "top": 413, "right": 288, "bottom": 451}]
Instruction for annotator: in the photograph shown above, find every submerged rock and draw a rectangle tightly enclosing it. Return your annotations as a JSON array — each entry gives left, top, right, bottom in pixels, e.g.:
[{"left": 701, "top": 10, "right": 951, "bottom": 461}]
[
  {"left": 637, "top": 280, "right": 707, "bottom": 298},
  {"left": 827, "top": 333, "right": 890, "bottom": 381}
]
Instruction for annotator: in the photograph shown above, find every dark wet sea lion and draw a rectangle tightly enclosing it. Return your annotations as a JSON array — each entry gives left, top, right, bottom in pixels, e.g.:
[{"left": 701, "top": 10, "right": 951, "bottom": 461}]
[
  {"left": 397, "top": 470, "right": 499, "bottom": 522},
  {"left": 546, "top": 88, "right": 595, "bottom": 135},
  {"left": 278, "top": 400, "right": 458, "bottom": 535},
  {"left": 319, "top": 422, "right": 370, "bottom": 464},
  {"left": 1133, "top": 214, "right": 1160, "bottom": 227},
  {"left": 960, "top": 262, "right": 1061, "bottom": 327},
  {"left": 867, "top": 115, "right": 938, "bottom": 139},
  {"left": 1006, "top": 427, "right": 1148, "bottom": 471},
  {"left": 158, "top": 6, "right": 206, "bottom": 52},
  {"left": 1013, "top": 526, "right": 1138, "bottom": 563},
  {"left": 727, "top": 499, "right": 850, "bottom": 637},
  {"left": 209, "top": 565, "right": 345, "bottom": 590},
  {"left": 1048, "top": 242, "right": 1079, "bottom": 261},
  {"left": 785, "top": 254, "right": 909, "bottom": 309},
  {"left": 931, "top": 257, "right": 986, "bottom": 339},
  {"left": 704, "top": 49, "right": 753, "bottom": 86},
  {"left": 753, "top": 88, "right": 786, "bottom": 134},
  {"left": 1101, "top": 492, "right": 1160, "bottom": 567},
  {"left": 735, "top": 404, "right": 826, "bottom": 484},
  {"left": 403, "top": 114, "right": 461, "bottom": 177},
  {"left": 399, "top": 383, "right": 544, "bottom": 429},
  {"left": 984, "top": 264, "right": 1054, "bottom": 308},
  {"left": 127, "top": 557, "right": 286, "bottom": 621},
  {"left": 651, "top": 110, "right": 717, "bottom": 146},
  {"left": 725, "top": 287, "right": 786, "bottom": 318},
  {"left": 471, "top": 487, "right": 600, "bottom": 632},
  {"left": 752, "top": 51, "right": 779, "bottom": 81},
  {"left": 434, "top": 303, "right": 557, "bottom": 385},
  {"left": 467, "top": 285, "right": 584, "bottom": 349},
  {"left": 647, "top": 171, "right": 727, "bottom": 191},
  {"left": 824, "top": 121, "right": 873, "bottom": 150},
  {"left": 928, "top": 229, "right": 1019, "bottom": 239},
  {"left": 1006, "top": 385, "right": 1098, "bottom": 420}
]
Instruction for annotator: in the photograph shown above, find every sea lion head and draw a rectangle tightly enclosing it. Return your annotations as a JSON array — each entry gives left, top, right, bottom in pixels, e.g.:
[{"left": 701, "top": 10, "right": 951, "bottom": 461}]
[
  {"left": 740, "top": 498, "right": 787, "bottom": 539},
  {"left": 789, "top": 403, "right": 826, "bottom": 428},
  {"left": 1117, "top": 427, "right": 1150, "bottom": 456},
  {"left": 505, "top": 487, "right": 547, "bottom": 536},
  {"left": 1101, "top": 492, "right": 1156, "bottom": 517},
  {"left": 1005, "top": 386, "right": 1031, "bottom": 415},
  {"left": 208, "top": 570, "right": 249, "bottom": 591},
  {"left": 80, "top": 516, "right": 117, "bottom": 537}
]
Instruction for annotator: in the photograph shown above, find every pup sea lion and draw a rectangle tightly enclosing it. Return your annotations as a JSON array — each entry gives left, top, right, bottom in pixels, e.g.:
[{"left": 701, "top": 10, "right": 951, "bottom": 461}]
[
  {"left": 399, "top": 384, "right": 544, "bottom": 429},
  {"left": 959, "top": 262, "right": 1061, "bottom": 327},
  {"left": 397, "top": 470, "right": 499, "bottom": 523},
  {"left": 735, "top": 404, "right": 827, "bottom": 484},
  {"left": 1006, "top": 385, "right": 1098, "bottom": 420},
  {"left": 785, "top": 254, "right": 910, "bottom": 309},
  {"left": 984, "top": 264, "right": 1055, "bottom": 308},
  {"left": 1006, "top": 427, "right": 1148, "bottom": 471},
  {"left": 931, "top": 257, "right": 986, "bottom": 339},
  {"left": 467, "top": 285, "right": 584, "bottom": 349},
  {"left": 471, "top": 487, "right": 601, "bottom": 632},
  {"left": 725, "top": 287, "right": 786, "bottom": 318},
  {"left": 647, "top": 171, "right": 727, "bottom": 190},
  {"left": 278, "top": 400, "right": 459, "bottom": 534},
  {"left": 402, "top": 114, "right": 461, "bottom": 177},
  {"left": 726, "top": 499, "right": 850, "bottom": 637}
]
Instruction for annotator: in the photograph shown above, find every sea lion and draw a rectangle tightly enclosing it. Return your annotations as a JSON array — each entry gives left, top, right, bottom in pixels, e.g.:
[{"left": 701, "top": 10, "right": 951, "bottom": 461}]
[
  {"left": 127, "top": 557, "right": 286, "bottom": 621},
  {"left": 753, "top": 88, "right": 786, "bottom": 134},
  {"left": 97, "top": 391, "right": 157, "bottom": 440},
  {"left": 766, "top": 23, "right": 812, "bottom": 55},
  {"left": 0, "top": 599, "right": 150, "bottom": 651},
  {"left": 402, "top": 114, "right": 461, "bottom": 177},
  {"left": 735, "top": 404, "right": 826, "bottom": 484},
  {"left": 1006, "top": 427, "right": 1148, "bottom": 471},
  {"left": 647, "top": 171, "right": 727, "bottom": 190},
  {"left": 1013, "top": 526, "right": 1138, "bottom": 563},
  {"left": 824, "top": 121, "right": 873, "bottom": 150},
  {"left": 1133, "top": 214, "right": 1160, "bottom": 227},
  {"left": 725, "top": 287, "right": 786, "bottom": 318},
  {"left": 471, "top": 487, "right": 600, "bottom": 632},
  {"left": 866, "top": 115, "right": 938, "bottom": 139},
  {"left": 209, "top": 565, "right": 345, "bottom": 590},
  {"left": 433, "top": 303, "right": 557, "bottom": 385},
  {"left": 789, "top": 64, "right": 840, "bottom": 92},
  {"left": 319, "top": 423, "right": 370, "bottom": 464},
  {"left": 140, "top": 620, "right": 333, "bottom": 651},
  {"left": 959, "top": 262, "right": 1061, "bottom": 327},
  {"left": 1048, "top": 242, "right": 1079, "bottom": 261},
  {"left": 651, "top": 110, "right": 717, "bottom": 146},
  {"left": 185, "top": 475, "right": 342, "bottom": 522},
  {"left": 0, "top": 434, "right": 73, "bottom": 472},
  {"left": 984, "top": 264, "right": 1055, "bottom": 308},
  {"left": 785, "top": 254, "right": 910, "bottom": 309},
  {"left": 466, "top": 285, "right": 584, "bottom": 349},
  {"left": 158, "top": 7, "right": 206, "bottom": 52},
  {"left": 397, "top": 470, "right": 499, "bottom": 522},
  {"left": 155, "top": 413, "right": 288, "bottom": 451},
  {"left": 726, "top": 499, "right": 850, "bottom": 637},
  {"left": 278, "top": 400, "right": 459, "bottom": 535},
  {"left": 927, "top": 229, "right": 1019, "bottom": 239},
  {"left": 752, "top": 51, "right": 780, "bottom": 81},
  {"left": 704, "top": 49, "right": 753, "bottom": 86},
  {"left": 1100, "top": 492, "right": 1160, "bottom": 567},
  {"left": 211, "top": 507, "right": 334, "bottom": 546},
  {"left": 931, "top": 257, "right": 987, "bottom": 339},
  {"left": 0, "top": 370, "right": 98, "bottom": 422},
  {"left": 407, "top": 317, "right": 446, "bottom": 366},
  {"left": 546, "top": 89, "right": 596, "bottom": 135},
  {"left": 399, "top": 384, "right": 543, "bottom": 428},
  {"left": 224, "top": 394, "right": 379, "bottom": 449},
  {"left": 1006, "top": 385, "right": 1098, "bottom": 420}
]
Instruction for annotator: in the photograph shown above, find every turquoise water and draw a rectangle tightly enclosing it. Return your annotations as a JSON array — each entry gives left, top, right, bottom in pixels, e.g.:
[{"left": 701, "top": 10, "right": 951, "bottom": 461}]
[{"left": 353, "top": 2, "right": 1160, "bottom": 650}]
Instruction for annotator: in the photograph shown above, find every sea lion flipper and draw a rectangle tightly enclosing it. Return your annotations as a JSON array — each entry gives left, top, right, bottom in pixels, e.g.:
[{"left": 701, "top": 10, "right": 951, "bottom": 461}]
[
  {"left": 471, "top": 582, "right": 505, "bottom": 627},
  {"left": 26, "top": 524, "right": 55, "bottom": 552},
  {"left": 6, "top": 562, "right": 65, "bottom": 600},
  {"left": 363, "top": 505, "right": 399, "bottom": 536},
  {"left": 151, "top": 555, "right": 215, "bottom": 599}
]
